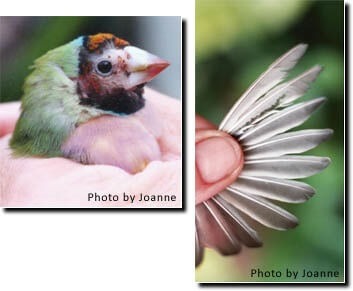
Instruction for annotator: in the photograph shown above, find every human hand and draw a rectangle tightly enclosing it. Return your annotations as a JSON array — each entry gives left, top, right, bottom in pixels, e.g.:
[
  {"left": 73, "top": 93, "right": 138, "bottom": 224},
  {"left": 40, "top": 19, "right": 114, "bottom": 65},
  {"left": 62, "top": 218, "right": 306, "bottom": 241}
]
[
  {"left": 0, "top": 88, "right": 181, "bottom": 207},
  {"left": 195, "top": 115, "right": 244, "bottom": 204}
]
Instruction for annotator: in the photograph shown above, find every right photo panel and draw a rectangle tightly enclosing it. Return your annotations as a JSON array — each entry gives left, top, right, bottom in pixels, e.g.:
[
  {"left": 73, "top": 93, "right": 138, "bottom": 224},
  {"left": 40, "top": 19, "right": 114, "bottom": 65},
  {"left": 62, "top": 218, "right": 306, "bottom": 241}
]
[{"left": 195, "top": 0, "right": 344, "bottom": 283}]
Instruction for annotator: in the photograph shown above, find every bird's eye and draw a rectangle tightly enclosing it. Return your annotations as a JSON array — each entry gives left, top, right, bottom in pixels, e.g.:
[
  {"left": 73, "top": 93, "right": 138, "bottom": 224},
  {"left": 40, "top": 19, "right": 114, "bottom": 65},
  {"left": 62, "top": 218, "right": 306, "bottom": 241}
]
[{"left": 96, "top": 60, "right": 113, "bottom": 75}]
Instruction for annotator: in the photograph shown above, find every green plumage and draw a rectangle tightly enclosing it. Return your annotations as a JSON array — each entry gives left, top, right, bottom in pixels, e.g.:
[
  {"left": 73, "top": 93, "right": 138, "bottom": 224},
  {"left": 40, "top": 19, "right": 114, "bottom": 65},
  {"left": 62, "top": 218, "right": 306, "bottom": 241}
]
[{"left": 10, "top": 37, "right": 100, "bottom": 157}]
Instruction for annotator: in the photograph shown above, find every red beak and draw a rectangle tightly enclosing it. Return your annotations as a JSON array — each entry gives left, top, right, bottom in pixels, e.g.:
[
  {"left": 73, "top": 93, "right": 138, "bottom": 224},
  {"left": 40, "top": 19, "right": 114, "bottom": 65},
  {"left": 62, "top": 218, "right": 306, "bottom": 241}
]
[
  {"left": 147, "top": 60, "right": 170, "bottom": 78},
  {"left": 123, "top": 46, "right": 170, "bottom": 90}
]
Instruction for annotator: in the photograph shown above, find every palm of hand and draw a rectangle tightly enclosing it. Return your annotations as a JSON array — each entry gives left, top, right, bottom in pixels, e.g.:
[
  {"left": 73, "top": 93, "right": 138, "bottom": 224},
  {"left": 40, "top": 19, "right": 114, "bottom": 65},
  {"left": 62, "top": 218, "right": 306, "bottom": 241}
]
[{"left": 0, "top": 88, "right": 181, "bottom": 207}]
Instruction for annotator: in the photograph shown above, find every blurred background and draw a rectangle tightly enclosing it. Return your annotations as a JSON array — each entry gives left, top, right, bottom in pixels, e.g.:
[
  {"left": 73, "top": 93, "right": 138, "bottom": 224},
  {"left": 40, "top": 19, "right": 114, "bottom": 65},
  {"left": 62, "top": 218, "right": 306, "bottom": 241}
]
[
  {"left": 0, "top": 16, "right": 181, "bottom": 101},
  {"left": 196, "top": 0, "right": 344, "bottom": 282}
]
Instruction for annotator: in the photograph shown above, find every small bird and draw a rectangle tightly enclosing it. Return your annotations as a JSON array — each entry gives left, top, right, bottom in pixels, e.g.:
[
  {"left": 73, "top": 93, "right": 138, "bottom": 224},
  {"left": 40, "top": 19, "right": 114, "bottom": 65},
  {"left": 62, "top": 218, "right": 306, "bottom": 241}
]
[
  {"left": 10, "top": 33, "right": 169, "bottom": 174},
  {"left": 195, "top": 44, "right": 333, "bottom": 266}
]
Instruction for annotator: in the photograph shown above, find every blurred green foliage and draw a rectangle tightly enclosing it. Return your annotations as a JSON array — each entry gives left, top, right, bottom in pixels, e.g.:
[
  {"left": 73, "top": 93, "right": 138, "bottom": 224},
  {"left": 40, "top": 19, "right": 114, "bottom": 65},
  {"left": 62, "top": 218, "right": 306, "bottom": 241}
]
[
  {"left": 1, "top": 17, "right": 87, "bottom": 102},
  {"left": 196, "top": 0, "right": 344, "bottom": 282}
]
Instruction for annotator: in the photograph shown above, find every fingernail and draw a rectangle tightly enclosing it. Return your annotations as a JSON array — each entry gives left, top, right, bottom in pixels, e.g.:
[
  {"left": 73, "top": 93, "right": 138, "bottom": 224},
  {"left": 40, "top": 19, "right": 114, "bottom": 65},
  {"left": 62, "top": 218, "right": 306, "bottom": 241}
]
[{"left": 196, "top": 136, "right": 242, "bottom": 184}]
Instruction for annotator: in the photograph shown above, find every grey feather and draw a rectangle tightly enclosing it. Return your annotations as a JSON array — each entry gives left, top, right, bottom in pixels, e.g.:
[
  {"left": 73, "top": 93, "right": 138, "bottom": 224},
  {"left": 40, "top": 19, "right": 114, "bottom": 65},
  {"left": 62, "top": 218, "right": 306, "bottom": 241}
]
[
  {"left": 213, "top": 196, "right": 263, "bottom": 247},
  {"left": 241, "top": 155, "right": 331, "bottom": 179},
  {"left": 230, "top": 176, "right": 315, "bottom": 203},
  {"left": 196, "top": 201, "right": 241, "bottom": 255},
  {"left": 220, "top": 189, "right": 299, "bottom": 230},
  {"left": 229, "top": 65, "right": 323, "bottom": 133},
  {"left": 239, "top": 97, "right": 326, "bottom": 146},
  {"left": 195, "top": 217, "right": 204, "bottom": 267},
  {"left": 219, "top": 44, "right": 308, "bottom": 132},
  {"left": 244, "top": 129, "right": 333, "bottom": 160},
  {"left": 237, "top": 109, "right": 281, "bottom": 135}
]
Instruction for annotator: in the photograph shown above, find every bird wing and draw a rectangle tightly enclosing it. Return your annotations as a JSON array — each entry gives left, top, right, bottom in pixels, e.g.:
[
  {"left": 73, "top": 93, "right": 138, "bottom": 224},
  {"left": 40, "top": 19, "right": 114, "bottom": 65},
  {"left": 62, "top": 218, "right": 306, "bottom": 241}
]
[{"left": 196, "top": 44, "right": 332, "bottom": 267}]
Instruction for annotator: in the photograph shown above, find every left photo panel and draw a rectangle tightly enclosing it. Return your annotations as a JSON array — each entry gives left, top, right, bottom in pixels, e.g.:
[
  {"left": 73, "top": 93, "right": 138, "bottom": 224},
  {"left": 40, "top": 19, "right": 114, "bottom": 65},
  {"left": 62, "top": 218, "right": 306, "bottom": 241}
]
[{"left": 0, "top": 16, "right": 182, "bottom": 208}]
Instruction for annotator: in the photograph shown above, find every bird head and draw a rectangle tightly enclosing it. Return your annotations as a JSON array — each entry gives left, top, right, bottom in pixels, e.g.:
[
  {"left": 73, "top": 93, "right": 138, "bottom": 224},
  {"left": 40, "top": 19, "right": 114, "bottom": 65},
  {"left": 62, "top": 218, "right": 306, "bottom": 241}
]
[{"left": 77, "top": 33, "right": 169, "bottom": 115}]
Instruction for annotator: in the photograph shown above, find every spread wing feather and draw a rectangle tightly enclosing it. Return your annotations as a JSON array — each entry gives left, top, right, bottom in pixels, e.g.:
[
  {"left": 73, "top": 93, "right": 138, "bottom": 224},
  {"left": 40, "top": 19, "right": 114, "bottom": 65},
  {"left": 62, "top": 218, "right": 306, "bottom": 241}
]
[
  {"left": 230, "top": 176, "right": 315, "bottom": 203},
  {"left": 219, "top": 189, "right": 299, "bottom": 231},
  {"left": 239, "top": 97, "right": 327, "bottom": 146},
  {"left": 241, "top": 155, "right": 331, "bottom": 179},
  {"left": 244, "top": 129, "right": 333, "bottom": 160},
  {"left": 212, "top": 196, "right": 263, "bottom": 247},
  {"left": 196, "top": 200, "right": 241, "bottom": 255},
  {"left": 220, "top": 44, "right": 308, "bottom": 132},
  {"left": 195, "top": 217, "right": 204, "bottom": 267},
  {"left": 229, "top": 65, "right": 323, "bottom": 134}
]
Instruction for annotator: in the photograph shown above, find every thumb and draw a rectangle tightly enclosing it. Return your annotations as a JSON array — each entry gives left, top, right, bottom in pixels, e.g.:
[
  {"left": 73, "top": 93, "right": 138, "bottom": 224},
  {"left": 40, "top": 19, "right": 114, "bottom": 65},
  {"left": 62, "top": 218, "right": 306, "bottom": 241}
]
[
  {"left": 0, "top": 102, "right": 21, "bottom": 137},
  {"left": 196, "top": 129, "right": 244, "bottom": 204}
]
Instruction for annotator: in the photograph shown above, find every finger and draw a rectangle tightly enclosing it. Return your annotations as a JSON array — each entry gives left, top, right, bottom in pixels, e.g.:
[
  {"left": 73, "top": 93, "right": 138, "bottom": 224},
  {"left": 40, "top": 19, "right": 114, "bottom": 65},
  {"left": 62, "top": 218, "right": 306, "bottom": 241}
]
[
  {"left": 196, "top": 115, "right": 217, "bottom": 130},
  {"left": 0, "top": 102, "right": 21, "bottom": 137},
  {"left": 196, "top": 129, "right": 244, "bottom": 204}
]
